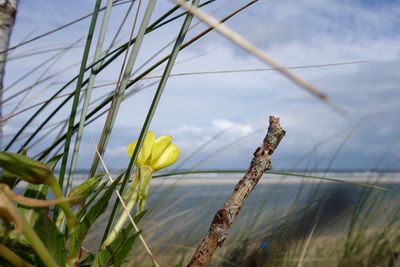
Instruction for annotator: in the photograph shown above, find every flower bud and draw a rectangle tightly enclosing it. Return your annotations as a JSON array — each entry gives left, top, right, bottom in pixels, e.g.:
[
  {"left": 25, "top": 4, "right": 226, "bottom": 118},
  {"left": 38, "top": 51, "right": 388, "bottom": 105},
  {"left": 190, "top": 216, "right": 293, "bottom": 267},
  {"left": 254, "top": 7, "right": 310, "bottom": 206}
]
[
  {"left": 0, "top": 152, "right": 53, "bottom": 185},
  {"left": 67, "top": 174, "right": 103, "bottom": 206}
]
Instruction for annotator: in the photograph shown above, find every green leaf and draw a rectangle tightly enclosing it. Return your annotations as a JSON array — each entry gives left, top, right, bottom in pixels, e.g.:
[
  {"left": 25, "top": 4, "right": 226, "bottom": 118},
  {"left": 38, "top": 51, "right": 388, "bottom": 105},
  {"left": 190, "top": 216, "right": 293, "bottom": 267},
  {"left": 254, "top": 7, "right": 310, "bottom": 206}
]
[
  {"left": 113, "top": 230, "right": 141, "bottom": 267},
  {"left": 33, "top": 208, "right": 66, "bottom": 266},
  {"left": 69, "top": 175, "right": 121, "bottom": 258},
  {"left": 76, "top": 180, "right": 108, "bottom": 220},
  {"left": 93, "top": 227, "right": 140, "bottom": 267},
  {"left": 92, "top": 210, "right": 146, "bottom": 267}
]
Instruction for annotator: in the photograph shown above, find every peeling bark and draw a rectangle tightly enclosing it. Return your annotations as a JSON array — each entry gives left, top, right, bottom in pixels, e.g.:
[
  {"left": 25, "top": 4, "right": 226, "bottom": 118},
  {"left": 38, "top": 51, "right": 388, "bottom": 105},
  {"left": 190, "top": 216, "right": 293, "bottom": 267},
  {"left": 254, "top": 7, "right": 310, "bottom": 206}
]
[
  {"left": 187, "top": 116, "right": 286, "bottom": 267},
  {"left": 0, "top": 0, "right": 18, "bottom": 144}
]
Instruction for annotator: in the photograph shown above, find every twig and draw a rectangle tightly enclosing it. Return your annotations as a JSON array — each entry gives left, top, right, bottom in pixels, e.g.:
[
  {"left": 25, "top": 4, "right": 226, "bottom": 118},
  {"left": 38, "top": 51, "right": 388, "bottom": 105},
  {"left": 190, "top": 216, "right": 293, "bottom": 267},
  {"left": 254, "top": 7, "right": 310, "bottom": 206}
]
[{"left": 187, "top": 116, "right": 286, "bottom": 267}]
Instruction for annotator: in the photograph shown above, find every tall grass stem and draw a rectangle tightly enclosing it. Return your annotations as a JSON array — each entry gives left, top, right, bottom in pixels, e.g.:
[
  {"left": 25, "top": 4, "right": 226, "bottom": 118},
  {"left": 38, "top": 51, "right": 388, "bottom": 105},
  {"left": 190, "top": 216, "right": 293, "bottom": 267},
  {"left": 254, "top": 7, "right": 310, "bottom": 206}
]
[{"left": 66, "top": 0, "right": 114, "bottom": 196}]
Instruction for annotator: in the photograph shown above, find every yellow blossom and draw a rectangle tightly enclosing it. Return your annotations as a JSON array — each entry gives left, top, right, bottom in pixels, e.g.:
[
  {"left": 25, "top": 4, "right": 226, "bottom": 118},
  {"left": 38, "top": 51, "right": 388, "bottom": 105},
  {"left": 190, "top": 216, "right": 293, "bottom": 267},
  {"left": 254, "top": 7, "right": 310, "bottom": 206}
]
[
  {"left": 102, "top": 132, "right": 180, "bottom": 249},
  {"left": 127, "top": 131, "right": 180, "bottom": 172}
]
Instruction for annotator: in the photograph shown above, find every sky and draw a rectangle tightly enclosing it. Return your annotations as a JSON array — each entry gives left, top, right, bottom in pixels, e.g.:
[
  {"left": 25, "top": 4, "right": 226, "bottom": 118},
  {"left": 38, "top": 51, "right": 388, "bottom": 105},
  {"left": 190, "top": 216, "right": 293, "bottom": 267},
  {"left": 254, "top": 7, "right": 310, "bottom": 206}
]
[{"left": 2, "top": 0, "right": 400, "bottom": 172}]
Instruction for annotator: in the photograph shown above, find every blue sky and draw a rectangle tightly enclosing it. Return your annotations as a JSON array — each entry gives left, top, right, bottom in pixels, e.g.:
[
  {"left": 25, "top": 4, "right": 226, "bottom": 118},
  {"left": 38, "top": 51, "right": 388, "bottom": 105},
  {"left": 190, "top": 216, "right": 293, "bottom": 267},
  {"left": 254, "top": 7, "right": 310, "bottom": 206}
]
[{"left": 3, "top": 0, "right": 400, "bottom": 171}]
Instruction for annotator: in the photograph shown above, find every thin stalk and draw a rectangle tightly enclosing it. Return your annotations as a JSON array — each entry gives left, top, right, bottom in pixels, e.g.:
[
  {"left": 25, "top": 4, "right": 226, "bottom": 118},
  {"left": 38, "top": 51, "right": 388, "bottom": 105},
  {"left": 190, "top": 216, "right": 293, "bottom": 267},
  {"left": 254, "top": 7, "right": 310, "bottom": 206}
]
[
  {"left": 100, "top": 169, "right": 141, "bottom": 249},
  {"left": 101, "top": 0, "right": 200, "bottom": 243},
  {"left": 56, "top": 0, "right": 102, "bottom": 218},
  {"left": 0, "top": 0, "right": 133, "bottom": 55},
  {"left": 6, "top": 42, "right": 78, "bottom": 121},
  {"left": 5, "top": 30, "right": 245, "bottom": 119},
  {"left": 151, "top": 170, "right": 388, "bottom": 190},
  {"left": 150, "top": 0, "right": 215, "bottom": 32},
  {"left": 20, "top": 214, "right": 59, "bottom": 267},
  {"left": 66, "top": 0, "right": 114, "bottom": 196},
  {"left": 101, "top": 0, "right": 135, "bottom": 61},
  {"left": 2, "top": 44, "right": 82, "bottom": 63},
  {"left": 142, "top": 60, "right": 368, "bottom": 80},
  {"left": 89, "top": 0, "right": 157, "bottom": 177},
  {"left": 2, "top": 38, "right": 82, "bottom": 95},
  {"left": 47, "top": 176, "right": 77, "bottom": 229},
  {"left": 0, "top": 243, "right": 33, "bottom": 267},
  {"left": 36, "top": 1, "right": 255, "bottom": 160}
]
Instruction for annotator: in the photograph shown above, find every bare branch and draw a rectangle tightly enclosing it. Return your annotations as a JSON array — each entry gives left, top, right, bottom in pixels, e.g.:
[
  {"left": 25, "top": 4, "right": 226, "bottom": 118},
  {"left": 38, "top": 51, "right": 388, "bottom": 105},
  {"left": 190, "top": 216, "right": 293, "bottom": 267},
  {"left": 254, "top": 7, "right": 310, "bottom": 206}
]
[{"left": 187, "top": 116, "right": 286, "bottom": 267}]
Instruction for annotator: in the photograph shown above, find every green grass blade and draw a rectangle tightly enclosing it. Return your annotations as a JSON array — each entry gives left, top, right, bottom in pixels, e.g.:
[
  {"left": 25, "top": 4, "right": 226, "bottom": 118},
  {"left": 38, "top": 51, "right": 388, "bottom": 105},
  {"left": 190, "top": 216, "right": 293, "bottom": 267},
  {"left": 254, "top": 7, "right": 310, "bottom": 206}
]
[
  {"left": 100, "top": 1, "right": 135, "bottom": 58},
  {"left": 68, "top": 175, "right": 122, "bottom": 262},
  {"left": 0, "top": 0, "right": 133, "bottom": 54},
  {"left": 35, "top": 1, "right": 255, "bottom": 161},
  {"left": 150, "top": 0, "right": 215, "bottom": 31},
  {"left": 55, "top": 0, "right": 102, "bottom": 219},
  {"left": 4, "top": 2, "right": 204, "bottom": 152},
  {"left": 151, "top": 170, "right": 389, "bottom": 191},
  {"left": 101, "top": 0, "right": 201, "bottom": 243},
  {"left": 89, "top": 0, "right": 158, "bottom": 177},
  {"left": 66, "top": 0, "right": 114, "bottom": 195}
]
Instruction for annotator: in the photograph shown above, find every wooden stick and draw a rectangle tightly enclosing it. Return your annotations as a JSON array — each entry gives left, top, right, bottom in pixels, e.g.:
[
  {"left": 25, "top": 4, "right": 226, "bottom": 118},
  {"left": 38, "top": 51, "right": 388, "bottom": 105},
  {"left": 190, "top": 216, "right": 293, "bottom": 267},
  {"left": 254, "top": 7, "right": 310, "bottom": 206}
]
[{"left": 187, "top": 116, "right": 286, "bottom": 267}]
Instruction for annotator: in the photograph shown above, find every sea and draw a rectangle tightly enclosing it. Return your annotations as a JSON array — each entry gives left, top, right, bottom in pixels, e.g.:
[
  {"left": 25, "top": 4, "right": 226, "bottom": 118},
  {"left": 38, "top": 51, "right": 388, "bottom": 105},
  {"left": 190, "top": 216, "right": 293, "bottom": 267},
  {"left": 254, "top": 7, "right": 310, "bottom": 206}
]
[
  {"left": 13, "top": 171, "right": 400, "bottom": 250},
  {"left": 80, "top": 171, "right": 400, "bottom": 249}
]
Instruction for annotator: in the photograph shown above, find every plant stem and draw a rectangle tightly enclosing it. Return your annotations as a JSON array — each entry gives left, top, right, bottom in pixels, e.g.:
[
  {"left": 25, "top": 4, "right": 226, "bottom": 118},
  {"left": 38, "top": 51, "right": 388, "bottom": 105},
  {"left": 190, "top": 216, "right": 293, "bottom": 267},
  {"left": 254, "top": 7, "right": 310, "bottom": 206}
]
[
  {"left": 5, "top": 0, "right": 202, "bottom": 152},
  {"left": 66, "top": 0, "right": 114, "bottom": 196},
  {"left": 48, "top": 177, "right": 77, "bottom": 230},
  {"left": 103, "top": 0, "right": 200, "bottom": 242},
  {"left": 21, "top": 213, "right": 59, "bottom": 267},
  {"left": 101, "top": 166, "right": 152, "bottom": 249},
  {"left": 36, "top": 0, "right": 256, "bottom": 161},
  {"left": 56, "top": 0, "right": 102, "bottom": 219},
  {"left": 0, "top": 243, "right": 33, "bottom": 267},
  {"left": 89, "top": 0, "right": 157, "bottom": 177}
]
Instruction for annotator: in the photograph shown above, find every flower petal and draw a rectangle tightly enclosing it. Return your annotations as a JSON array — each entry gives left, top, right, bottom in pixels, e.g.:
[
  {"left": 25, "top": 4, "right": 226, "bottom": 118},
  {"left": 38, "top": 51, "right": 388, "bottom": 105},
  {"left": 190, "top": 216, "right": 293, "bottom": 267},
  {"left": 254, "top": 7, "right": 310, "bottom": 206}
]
[
  {"left": 127, "top": 131, "right": 155, "bottom": 166},
  {"left": 152, "top": 143, "right": 180, "bottom": 171},
  {"left": 127, "top": 140, "right": 138, "bottom": 158},
  {"left": 149, "top": 135, "right": 172, "bottom": 164},
  {"left": 140, "top": 131, "right": 155, "bottom": 165}
]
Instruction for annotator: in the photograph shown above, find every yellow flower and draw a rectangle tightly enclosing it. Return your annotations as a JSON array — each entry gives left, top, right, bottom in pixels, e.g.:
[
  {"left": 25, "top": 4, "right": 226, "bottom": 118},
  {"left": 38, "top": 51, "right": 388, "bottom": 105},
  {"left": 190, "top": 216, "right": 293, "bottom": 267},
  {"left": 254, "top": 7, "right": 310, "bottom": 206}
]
[
  {"left": 127, "top": 131, "right": 180, "bottom": 172},
  {"left": 102, "top": 132, "right": 180, "bottom": 249}
]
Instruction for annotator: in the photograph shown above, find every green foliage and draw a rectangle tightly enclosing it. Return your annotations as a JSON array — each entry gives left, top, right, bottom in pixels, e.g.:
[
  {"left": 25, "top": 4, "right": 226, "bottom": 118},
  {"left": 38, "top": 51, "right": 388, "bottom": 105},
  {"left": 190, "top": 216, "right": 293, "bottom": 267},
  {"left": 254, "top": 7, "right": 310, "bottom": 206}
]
[
  {"left": 93, "top": 211, "right": 147, "bottom": 267},
  {"left": 69, "top": 175, "right": 121, "bottom": 259},
  {"left": 33, "top": 209, "right": 66, "bottom": 267}
]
